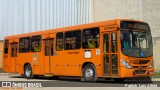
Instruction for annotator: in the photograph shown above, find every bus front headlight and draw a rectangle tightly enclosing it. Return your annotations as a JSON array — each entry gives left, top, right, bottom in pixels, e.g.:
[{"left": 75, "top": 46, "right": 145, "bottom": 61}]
[
  {"left": 149, "top": 61, "right": 154, "bottom": 68},
  {"left": 121, "top": 60, "right": 132, "bottom": 69}
]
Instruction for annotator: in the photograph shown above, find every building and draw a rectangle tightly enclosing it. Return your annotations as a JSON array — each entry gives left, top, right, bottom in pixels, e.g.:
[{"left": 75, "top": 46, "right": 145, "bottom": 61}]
[
  {"left": 0, "top": 0, "right": 93, "bottom": 69},
  {"left": 0, "top": 0, "right": 160, "bottom": 72}
]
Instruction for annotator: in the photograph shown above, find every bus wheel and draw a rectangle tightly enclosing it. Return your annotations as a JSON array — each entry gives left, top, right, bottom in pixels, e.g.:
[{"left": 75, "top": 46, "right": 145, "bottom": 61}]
[
  {"left": 113, "top": 78, "right": 125, "bottom": 83},
  {"left": 83, "top": 64, "right": 97, "bottom": 82},
  {"left": 24, "top": 64, "right": 33, "bottom": 79}
]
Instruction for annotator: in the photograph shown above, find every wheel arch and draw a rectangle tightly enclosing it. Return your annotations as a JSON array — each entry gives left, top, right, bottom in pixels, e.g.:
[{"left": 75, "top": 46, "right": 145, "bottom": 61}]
[
  {"left": 81, "top": 62, "right": 96, "bottom": 75},
  {"left": 23, "top": 62, "right": 34, "bottom": 79},
  {"left": 24, "top": 62, "right": 31, "bottom": 72},
  {"left": 81, "top": 62, "right": 98, "bottom": 82}
]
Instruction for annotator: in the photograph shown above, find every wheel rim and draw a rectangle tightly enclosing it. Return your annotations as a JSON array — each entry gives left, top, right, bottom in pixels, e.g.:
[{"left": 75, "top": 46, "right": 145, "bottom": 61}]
[
  {"left": 26, "top": 67, "right": 31, "bottom": 77},
  {"left": 85, "top": 67, "right": 94, "bottom": 80}
]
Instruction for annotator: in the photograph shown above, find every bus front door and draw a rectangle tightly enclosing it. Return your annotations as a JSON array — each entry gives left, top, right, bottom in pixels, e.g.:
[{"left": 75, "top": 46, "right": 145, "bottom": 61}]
[
  {"left": 103, "top": 32, "right": 118, "bottom": 76},
  {"left": 44, "top": 39, "right": 54, "bottom": 74},
  {"left": 10, "top": 42, "right": 18, "bottom": 73}
]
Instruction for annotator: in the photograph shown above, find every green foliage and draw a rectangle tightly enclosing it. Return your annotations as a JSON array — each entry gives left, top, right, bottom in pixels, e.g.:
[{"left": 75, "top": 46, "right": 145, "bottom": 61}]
[
  {"left": 153, "top": 72, "right": 160, "bottom": 78},
  {"left": 0, "top": 68, "right": 5, "bottom": 73}
]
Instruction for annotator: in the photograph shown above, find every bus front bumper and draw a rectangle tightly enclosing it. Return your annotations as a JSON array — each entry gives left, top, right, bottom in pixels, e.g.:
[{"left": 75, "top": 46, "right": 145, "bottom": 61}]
[{"left": 119, "top": 67, "right": 154, "bottom": 78}]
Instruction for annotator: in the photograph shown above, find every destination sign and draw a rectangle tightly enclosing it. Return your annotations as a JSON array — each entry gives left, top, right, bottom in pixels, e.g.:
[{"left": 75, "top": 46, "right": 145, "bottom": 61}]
[{"left": 120, "top": 21, "right": 150, "bottom": 31}]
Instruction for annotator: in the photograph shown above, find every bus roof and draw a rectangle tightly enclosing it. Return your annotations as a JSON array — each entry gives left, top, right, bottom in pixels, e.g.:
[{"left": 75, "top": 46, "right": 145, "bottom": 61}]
[{"left": 4, "top": 19, "right": 146, "bottom": 40}]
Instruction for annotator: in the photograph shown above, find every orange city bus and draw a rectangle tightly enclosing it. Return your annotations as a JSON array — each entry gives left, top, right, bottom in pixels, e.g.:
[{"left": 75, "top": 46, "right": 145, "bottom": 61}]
[{"left": 2, "top": 19, "right": 154, "bottom": 82}]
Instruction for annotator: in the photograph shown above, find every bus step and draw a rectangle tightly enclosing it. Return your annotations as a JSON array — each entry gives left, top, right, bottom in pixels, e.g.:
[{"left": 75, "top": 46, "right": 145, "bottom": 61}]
[{"left": 44, "top": 74, "right": 53, "bottom": 77}]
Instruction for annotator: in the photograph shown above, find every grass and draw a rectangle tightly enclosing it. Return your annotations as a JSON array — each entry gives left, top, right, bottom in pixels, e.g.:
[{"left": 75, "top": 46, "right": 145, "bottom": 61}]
[
  {"left": 153, "top": 72, "right": 160, "bottom": 78},
  {"left": 0, "top": 68, "right": 5, "bottom": 73}
]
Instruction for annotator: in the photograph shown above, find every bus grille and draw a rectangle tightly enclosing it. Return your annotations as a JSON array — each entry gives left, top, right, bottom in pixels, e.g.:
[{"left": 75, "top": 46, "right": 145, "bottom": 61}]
[
  {"left": 139, "top": 60, "right": 150, "bottom": 64},
  {"left": 130, "top": 60, "right": 150, "bottom": 64},
  {"left": 135, "top": 70, "right": 146, "bottom": 74},
  {"left": 132, "top": 66, "right": 148, "bottom": 69}
]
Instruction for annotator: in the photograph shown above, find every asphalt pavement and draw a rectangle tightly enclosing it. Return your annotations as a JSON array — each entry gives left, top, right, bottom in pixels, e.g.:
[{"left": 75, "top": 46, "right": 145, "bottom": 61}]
[{"left": 0, "top": 73, "right": 160, "bottom": 90}]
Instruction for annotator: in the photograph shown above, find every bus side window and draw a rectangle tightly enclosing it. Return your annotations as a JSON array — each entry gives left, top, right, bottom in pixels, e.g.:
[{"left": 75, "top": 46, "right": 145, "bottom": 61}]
[
  {"left": 51, "top": 39, "right": 54, "bottom": 55},
  {"left": 4, "top": 40, "right": 9, "bottom": 54},
  {"left": 45, "top": 40, "right": 50, "bottom": 56},
  {"left": 31, "top": 35, "right": 42, "bottom": 52},
  {"left": 111, "top": 33, "right": 117, "bottom": 52},
  {"left": 19, "top": 37, "right": 30, "bottom": 53},
  {"left": 64, "top": 30, "right": 81, "bottom": 50},
  {"left": 103, "top": 34, "right": 109, "bottom": 53},
  {"left": 56, "top": 32, "right": 63, "bottom": 51},
  {"left": 82, "top": 27, "right": 100, "bottom": 49}
]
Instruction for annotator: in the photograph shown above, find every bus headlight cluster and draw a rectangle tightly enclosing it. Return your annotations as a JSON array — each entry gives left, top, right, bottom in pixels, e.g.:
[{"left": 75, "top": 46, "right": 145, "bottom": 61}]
[
  {"left": 149, "top": 61, "right": 154, "bottom": 68},
  {"left": 121, "top": 60, "right": 132, "bottom": 69}
]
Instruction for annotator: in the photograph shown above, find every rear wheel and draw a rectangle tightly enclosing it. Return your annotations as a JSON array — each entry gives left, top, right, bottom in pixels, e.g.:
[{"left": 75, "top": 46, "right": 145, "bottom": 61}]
[
  {"left": 24, "top": 64, "right": 33, "bottom": 79},
  {"left": 82, "top": 64, "right": 97, "bottom": 82}
]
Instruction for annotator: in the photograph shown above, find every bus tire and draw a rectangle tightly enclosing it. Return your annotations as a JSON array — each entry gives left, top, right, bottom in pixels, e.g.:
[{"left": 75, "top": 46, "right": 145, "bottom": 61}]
[
  {"left": 83, "top": 64, "right": 97, "bottom": 82},
  {"left": 24, "top": 64, "right": 33, "bottom": 79}
]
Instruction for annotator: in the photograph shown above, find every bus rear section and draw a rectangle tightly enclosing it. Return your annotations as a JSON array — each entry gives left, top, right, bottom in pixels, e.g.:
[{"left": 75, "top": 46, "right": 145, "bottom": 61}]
[{"left": 2, "top": 40, "right": 9, "bottom": 73}]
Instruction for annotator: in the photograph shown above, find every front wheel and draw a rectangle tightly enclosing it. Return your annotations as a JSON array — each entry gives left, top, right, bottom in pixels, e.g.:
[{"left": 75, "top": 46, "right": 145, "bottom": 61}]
[
  {"left": 82, "top": 64, "right": 97, "bottom": 82},
  {"left": 24, "top": 64, "right": 33, "bottom": 79}
]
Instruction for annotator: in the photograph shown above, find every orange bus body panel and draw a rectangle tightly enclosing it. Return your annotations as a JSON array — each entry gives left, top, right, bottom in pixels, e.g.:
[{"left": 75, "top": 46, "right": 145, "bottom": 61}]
[{"left": 2, "top": 19, "right": 154, "bottom": 79}]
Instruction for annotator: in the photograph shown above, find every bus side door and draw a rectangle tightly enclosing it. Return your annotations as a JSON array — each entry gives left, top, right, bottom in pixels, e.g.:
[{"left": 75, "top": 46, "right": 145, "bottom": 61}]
[
  {"left": 43, "top": 34, "right": 55, "bottom": 74},
  {"left": 103, "top": 31, "right": 118, "bottom": 76},
  {"left": 10, "top": 42, "right": 18, "bottom": 73}
]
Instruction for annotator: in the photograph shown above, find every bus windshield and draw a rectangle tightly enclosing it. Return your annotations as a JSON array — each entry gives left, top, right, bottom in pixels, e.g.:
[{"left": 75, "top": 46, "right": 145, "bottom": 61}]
[{"left": 120, "top": 30, "right": 153, "bottom": 57}]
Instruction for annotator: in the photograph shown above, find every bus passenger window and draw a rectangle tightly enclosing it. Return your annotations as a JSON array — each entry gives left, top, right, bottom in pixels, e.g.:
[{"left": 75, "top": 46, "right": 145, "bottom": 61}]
[
  {"left": 19, "top": 37, "right": 30, "bottom": 53},
  {"left": 56, "top": 32, "right": 63, "bottom": 51},
  {"left": 82, "top": 27, "right": 99, "bottom": 49},
  {"left": 64, "top": 30, "right": 81, "bottom": 50},
  {"left": 11, "top": 44, "right": 14, "bottom": 57},
  {"left": 112, "top": 54, "right": 118, "bottom": 74},
  {"left": 103, "top": 34, "right": 109, "bottom": 53},
  {"left": 111, "top": 33, "right": 117, "bottom": 52},
  {"left": 65, "top": 42, "right": 72, "bottom": 49},
  {"left": 31, "top": 35, "right": 41, "bottom": 52},
  {"left": 51, "top": 39, "right": 54, "bottom": 56},
  {"left": 45, "top": 40, "right": 50, "bottom": 56},
  {"left": 11, "top": 44, "right": 17, "bottom": 57},
  {"left": 4, "top": 40, "right": 9, "bottom": 54}
]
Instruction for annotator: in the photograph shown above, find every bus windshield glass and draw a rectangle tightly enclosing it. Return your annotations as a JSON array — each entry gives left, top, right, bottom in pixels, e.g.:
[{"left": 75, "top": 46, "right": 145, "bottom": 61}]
[{"left": 120, "top": 30, "right": 153, "bottom": 57}]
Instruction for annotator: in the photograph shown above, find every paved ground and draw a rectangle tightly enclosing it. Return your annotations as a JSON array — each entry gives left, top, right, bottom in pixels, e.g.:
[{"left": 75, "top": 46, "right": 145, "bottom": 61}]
[{"left": 0, "top": 74, "right": 160, "bottom": 90}]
